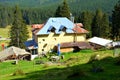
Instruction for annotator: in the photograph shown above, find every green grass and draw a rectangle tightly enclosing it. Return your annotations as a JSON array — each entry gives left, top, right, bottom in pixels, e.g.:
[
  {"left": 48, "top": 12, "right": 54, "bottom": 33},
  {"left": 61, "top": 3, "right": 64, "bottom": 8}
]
[
  {"left": 0, "top": 26, "right": 10, "bottom": 38},
  {"left": 1, "top": 50, "right": 119, "bottom": 80},
  {"left": 0, "top": 25, "right": 32, "bottom": 51}
]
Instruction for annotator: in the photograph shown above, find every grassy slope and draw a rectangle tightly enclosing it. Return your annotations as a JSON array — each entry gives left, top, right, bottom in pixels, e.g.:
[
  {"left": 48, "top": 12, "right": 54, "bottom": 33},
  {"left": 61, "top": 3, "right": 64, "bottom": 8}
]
[
  {"left": 1, "top": 50, "right": 119, "bottom": 80},
  {"left": 0, "top": 26, "right": 10, "bottom": 38}
]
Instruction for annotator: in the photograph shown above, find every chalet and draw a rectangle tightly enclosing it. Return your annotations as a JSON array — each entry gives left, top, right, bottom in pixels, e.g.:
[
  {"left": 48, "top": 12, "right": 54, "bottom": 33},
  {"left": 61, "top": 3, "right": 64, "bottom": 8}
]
[{"left": 28, "top": 17, "right": 90, "bottom": 54}]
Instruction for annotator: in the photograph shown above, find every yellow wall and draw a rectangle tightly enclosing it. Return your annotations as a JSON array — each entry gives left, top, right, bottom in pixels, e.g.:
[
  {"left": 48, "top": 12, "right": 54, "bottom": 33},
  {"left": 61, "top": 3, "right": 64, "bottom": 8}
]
[{"left": 37, "top": 32, "right": 86, "bottom": 54}]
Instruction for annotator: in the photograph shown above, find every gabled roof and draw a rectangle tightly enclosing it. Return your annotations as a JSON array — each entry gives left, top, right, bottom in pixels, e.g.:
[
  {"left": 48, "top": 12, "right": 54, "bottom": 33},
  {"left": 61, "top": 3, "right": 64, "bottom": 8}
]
[
  {"left": 88, "top": 37, "right": 113, "bottom": 46},
  {"left": 37, "top": 17, "right": 74, "bottom": 35},
  {"left": 0, "top": 46, "right": 30, "bottom": 61}
]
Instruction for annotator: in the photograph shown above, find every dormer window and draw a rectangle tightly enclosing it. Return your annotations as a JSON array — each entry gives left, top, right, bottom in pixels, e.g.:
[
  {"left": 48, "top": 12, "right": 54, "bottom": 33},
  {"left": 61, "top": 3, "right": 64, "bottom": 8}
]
[
  {"left": 59, "top": 25, "right": 67, "bottom": 32},
  {"left": 47, "top": 26, "right": 56, "bottom": 32}
]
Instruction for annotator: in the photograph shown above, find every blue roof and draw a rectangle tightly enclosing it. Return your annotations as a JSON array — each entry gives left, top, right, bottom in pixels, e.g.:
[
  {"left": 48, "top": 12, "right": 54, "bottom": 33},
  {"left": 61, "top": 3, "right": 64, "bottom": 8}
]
[
  {"left": 37, "top": 17, "right": 74, "bottom": 35},
  {"left": 24, "top": 39, "right": 38, "bottom": 49}
]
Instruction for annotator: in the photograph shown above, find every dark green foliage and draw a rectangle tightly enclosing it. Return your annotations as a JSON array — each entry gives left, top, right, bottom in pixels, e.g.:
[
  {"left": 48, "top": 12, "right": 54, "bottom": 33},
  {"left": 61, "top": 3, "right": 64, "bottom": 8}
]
[
  {"left": 101, "top": 13, "right": 110, "bottom": 38},
  {"left": 0, "top": 0, "right": 119, "bottom": 28},
  {"left": 91, "top": 61, "right": 104, "bottom": 73},
  {"left": 112, "top": 0, "right": 120, "bottom": 40},
  {"left": 9, "top": 5, "right": 29, "bottom": 48},
  {"left": 0, "top": 5, "right": 14, "bottom": 27},
  {"left": 67, "top": 69, "right": 87, "bottom": 80},
  {"left": 0, "top": 0, "right": 118, "bottom": 14},
  {"left": 92, "top": 9, "right": 103, "bottom": 37},
  {"left": 115, "top": 55, "right": 120, "bottom": 65},
  {"left": 80, "top": 11, "right": 94, "bottom": 38},
  {"left": 91, "top": 9, "right": 110, "bottom": 38},
  {"left": 55, "top": 0, "right": 70, "bottom": 19}
]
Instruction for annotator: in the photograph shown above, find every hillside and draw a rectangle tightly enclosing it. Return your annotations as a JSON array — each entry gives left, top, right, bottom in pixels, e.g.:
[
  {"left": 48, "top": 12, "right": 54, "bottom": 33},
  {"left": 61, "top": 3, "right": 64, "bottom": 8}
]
[
  {"left": 1, "top": 50, "right": 120, "bottom": 80},
  {"left": 0, "top": 0, "right": 119, "bottom": 13}
]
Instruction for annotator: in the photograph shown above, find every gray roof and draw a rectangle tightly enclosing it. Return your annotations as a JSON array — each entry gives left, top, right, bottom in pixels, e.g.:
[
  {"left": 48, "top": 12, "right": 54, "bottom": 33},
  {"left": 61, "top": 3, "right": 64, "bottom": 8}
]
[
  {"left": 88, "top": 37, "right": 113, "bottom": 46},
  {"left": 0, "top": 46, "right": 30, "bottom": 61}
]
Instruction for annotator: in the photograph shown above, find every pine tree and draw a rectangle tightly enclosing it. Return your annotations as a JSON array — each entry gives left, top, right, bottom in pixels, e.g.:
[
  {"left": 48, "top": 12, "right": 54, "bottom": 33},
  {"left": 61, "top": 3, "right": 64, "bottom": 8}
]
[
  {"left": 55, "top": 0, "right": 70, "bottom": 19},
  {"left": 112, "top": 0, "right": 120, "bottom": 40},
  {"left": 1, "top": 7, "right": 8, "bottom": 27},
  {"left": 92, "top": 9, "right": 103, "bottom": 37},
  {"left": 101, "top": 13, "right": 110, "bottom": 38},
  {"left": 80, "top": 11, "right": 93, "bottom": 38},
  {"left": 9, "top": 5, "right": 29, "bottom": 48}
]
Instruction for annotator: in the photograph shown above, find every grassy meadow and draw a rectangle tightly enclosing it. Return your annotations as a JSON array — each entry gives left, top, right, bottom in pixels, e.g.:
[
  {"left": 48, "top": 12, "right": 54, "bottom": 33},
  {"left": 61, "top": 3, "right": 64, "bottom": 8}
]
[
  {"left": 0, "top": 25, "right": 32, "bottom": 51},
  {"left": 1, "top": 49, "right": 120, "bottom": 80}
]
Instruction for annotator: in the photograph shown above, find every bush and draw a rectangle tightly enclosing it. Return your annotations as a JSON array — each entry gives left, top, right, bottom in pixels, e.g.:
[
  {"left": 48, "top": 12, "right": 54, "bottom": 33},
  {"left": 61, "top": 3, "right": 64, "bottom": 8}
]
[{"left": 13, "top": 69, "right": 25, "bottom": 76}]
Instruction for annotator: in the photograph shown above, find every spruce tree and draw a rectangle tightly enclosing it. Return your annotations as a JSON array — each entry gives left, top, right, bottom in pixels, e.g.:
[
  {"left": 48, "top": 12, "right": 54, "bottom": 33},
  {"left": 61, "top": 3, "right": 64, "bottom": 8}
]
[
  {"left": 9, "top": 5, "right": 29, "bottom": 48},
  {"left": 55, "top": 0, "right": 70, "bottom": 19},
  {"left": 112, "top": 0, "right": 120, "bottom": 40},
  {"left": 101, "top": 13, "right": 110, "bottom": 38},
  {"left": 80, "top": 11, "right": 93, "bottom": 38},
  {"left": 92, "top": 9, "right": 103, "bottom": 37}
]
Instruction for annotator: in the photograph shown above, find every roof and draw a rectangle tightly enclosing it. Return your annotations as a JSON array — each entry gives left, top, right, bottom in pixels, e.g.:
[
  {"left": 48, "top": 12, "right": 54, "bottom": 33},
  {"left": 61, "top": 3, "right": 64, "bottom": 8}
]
[
  {"left": 32, "top": 24, "right": 44, "bottom": 35},
  {"left": 36, "top": 17, "right": 74, "bottom": 35},
  {"left": 60, "top": 42, "right": 91, "bottom": 49},
  {"left": 88, "top": 37, "right": 113, "bottom": 46},
  {"left": 0, "top": 46, "right": 30, "bottom": 61},
  {"left": 73, "top": 26, "right": 89, "bottom": 33},
  {"left": 74, "top": 23, "right": 83, "bottom": 27},
  {"left": 24, "top": 39, "right": 38, "bottom": 49},
  {"left": 32, "top": 24, "right": 44, "bottom": 29}
]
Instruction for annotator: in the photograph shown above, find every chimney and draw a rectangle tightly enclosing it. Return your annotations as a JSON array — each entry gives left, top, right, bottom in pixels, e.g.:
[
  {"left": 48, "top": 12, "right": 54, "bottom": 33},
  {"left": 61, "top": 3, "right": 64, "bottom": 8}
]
[{"left": 70, "top": 13, "right": 74, "bottom": 23}]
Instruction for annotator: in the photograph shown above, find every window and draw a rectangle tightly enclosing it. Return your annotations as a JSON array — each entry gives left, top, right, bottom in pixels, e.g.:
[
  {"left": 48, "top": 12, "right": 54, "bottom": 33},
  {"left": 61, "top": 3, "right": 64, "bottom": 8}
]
[
  {"left": 42, "top": 49, "right": 44, "bottom": 51},
  {"left": 42, "top": 39, "right": 45, "bottom": 41},
  {"left": 59, "top": 25, "right": 67, "bottom": 32},
  {"left": 47, "top": 26, "right": 56, "bottom": 32}
]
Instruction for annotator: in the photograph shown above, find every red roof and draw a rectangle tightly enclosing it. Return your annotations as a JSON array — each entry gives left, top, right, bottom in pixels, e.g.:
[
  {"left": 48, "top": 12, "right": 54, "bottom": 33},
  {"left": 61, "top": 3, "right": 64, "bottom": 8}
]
[
  {"left": 73, "top": 26, "right": 88, "bottom": 33},
  {"left": 74, "top": 23, "right": 83, "bottom": 27},
  {"left": 32, "top": 24, "right": 44, "bottom": 29},
  {"left": 32, "top": 24, "right": 44, "bottom": 35}
]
